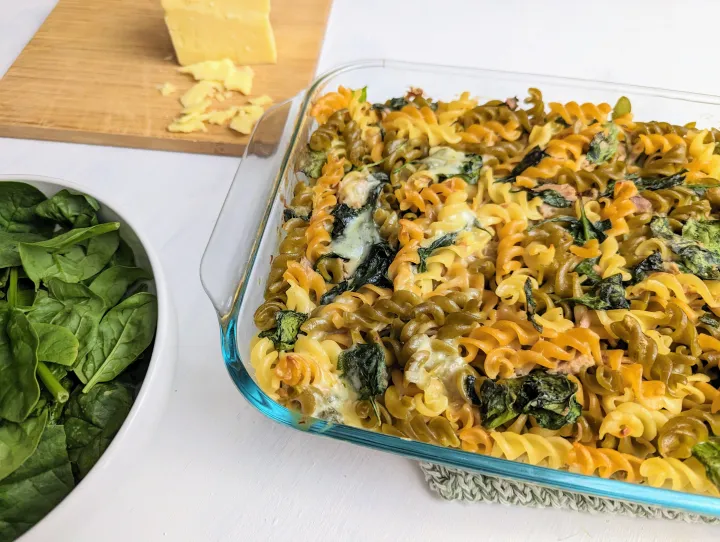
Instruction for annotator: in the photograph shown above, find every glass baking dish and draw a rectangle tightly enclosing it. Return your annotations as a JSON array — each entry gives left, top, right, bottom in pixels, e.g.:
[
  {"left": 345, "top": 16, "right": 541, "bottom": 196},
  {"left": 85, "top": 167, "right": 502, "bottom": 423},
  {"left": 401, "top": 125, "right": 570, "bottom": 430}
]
[{"left": 200, "top": 59, "right": 720, "bottom": 516}]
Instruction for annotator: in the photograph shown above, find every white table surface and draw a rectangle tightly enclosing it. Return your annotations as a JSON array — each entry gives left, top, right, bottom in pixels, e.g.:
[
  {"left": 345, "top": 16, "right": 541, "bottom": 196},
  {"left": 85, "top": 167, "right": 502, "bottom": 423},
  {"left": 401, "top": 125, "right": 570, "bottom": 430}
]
[{"left": 3, "top": 1, "right": 720, "bottom": 540}]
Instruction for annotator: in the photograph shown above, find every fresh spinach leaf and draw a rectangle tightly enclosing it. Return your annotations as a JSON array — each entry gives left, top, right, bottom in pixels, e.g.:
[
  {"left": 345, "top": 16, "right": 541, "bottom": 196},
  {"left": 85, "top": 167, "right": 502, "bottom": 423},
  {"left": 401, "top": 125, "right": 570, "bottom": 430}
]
[
  {"left": 631, "top": 251, "right": 664, "bottom": 284},
  {"left": 18, "top": 223, "right": 120, "bottom": 287},
  {"left": 337, "top": 343, "right": 388, "bottom": 400},
  {"left": 27, "top": 280, "right": 105, "bottom": 361},
  {"left": 0, "top": 411, "right": 47, "bottom": 482},
  {"left": 612, "top": 96, "right": 631, "bottom": 119},
  {"left": 587, "top": 123, "right": 619, "bottom": 164},
  {"left": 496, "top": 147, "right": 546, "bottom": 184},
  {"left": 692, "top": 438, "right": 720, "bottom": 489},
  {"left": 257, "top": 310, "right": 307, "bottom": 351},
  {"left": 0, "top": 231, "right": 48, "bottom": 269},
  {"left": 33, "top": 323, "right": 79, "bottom": 366},
  {"left": 524, "top": 279, "right": 542, "bottom": 332},
  {"left": 0, "top": 308, "right": 40, "bottom": 423},
  {"left": 76, "top": 292, "right": 157, "bottom": 392},
  {"left": 33, "top": 189, "right": 100, "bottom": 228},
  {"left": 299, "top": 148, "right": 327, "bottom": 179},
  {"left": 574, "top": 257, "right": 602, "bottom": 286},
  {"left": 320, "top": 242, "right": 395, "bottom": 304},
  {"left": 519, "top": 372, "right": 582, "bottom": 430},
  {"left": 0, "top": 425, "right": 74, "bottom": 541},
  {"left": 514, "top": 188, "right": 572, "bottom": 208},
  {"left": 109, "top": 239, "right": 136, "bottom": 268},
  {"left": 0, "top": 183, "right": 52, "bottom": 235},
  {"left": 417, "top": 233, "right": 457, "bottom": 273},
  {"left": 89, "top": 266, "right": 151, "bottom": 310},
  {"left": 62, "top": 381, "right": 133, "bottom": 480},
  {"left": 567, "top": 274, "right": 629, "bottom": 310}
]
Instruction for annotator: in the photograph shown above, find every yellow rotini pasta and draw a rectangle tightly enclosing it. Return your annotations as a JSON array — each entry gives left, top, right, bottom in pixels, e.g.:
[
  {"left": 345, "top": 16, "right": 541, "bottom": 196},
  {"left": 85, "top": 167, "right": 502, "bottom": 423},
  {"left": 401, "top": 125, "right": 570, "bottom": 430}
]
[{"left": 252, "top": 85, "right": 720, "bottom": 497}]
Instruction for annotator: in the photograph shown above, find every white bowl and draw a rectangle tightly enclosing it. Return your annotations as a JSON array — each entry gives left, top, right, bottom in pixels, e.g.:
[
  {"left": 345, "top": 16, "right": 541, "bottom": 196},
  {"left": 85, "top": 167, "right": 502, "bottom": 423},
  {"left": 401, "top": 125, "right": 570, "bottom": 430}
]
[{"left": 0, "top": 175, "right": 176, "bottom": 541}]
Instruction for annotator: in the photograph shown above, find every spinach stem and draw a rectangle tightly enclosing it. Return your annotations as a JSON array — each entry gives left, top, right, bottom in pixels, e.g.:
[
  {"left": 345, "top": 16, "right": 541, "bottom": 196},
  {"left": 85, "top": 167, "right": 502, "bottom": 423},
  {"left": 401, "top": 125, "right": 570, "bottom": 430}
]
[
  {"left": 7, "top": 267, "right": 17, "bottom": 308},
  {"left": 37, "top": 361, "right": 69, "bottom": 403}
]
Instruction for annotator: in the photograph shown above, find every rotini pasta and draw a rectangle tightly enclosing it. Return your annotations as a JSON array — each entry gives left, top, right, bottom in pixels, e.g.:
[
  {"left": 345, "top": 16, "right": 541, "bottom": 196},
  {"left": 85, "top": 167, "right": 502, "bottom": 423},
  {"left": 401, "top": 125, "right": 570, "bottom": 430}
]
[{"left": 252, "top": 85, "right": 720, "bottom": 497}]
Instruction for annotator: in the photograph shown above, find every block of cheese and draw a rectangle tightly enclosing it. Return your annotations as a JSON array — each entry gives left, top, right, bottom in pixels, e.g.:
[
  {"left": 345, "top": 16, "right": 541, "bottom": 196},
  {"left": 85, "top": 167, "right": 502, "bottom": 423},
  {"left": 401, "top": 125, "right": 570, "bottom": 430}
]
[{"left": 162, "top": 0, "right": 277, "bottom": 66}]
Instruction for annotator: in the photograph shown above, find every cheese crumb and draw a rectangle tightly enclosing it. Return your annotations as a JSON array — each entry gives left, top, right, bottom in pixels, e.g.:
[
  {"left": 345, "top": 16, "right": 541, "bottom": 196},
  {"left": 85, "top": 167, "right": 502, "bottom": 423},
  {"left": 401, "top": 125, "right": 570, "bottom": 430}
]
[
  {"left": 224, "top": 66, "right": 254, "bottom": 95},
  {"left": 158, "top": 82, "right": 177, "bottom": 96},
  {"left": 249, "top": 94, "right": 273, "bottom": 107},
  {"left": 178, "top": 59, "right": 235, "bottom": 81},
  {"left": 202, "top": 107, "right": 240, "bottom": 126},
  {"left": 167, "top": 115, "right": 207, "bottom": 133},
  {"left": 229, "top": 105, "right": 264, "bottom": 134},
  {"left": 181, "top": 99, "right": 212, "bottom": 115},
  {"left": 180, "top": 81, "right": 224, "bottom": 108}
]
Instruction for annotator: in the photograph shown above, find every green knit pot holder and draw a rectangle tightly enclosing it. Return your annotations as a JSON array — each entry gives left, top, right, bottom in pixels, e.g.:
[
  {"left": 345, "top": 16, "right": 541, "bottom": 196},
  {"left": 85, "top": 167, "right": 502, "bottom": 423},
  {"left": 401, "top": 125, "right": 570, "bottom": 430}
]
[{"left": 419, "top": 463, "right": 720, "bottom": 523}]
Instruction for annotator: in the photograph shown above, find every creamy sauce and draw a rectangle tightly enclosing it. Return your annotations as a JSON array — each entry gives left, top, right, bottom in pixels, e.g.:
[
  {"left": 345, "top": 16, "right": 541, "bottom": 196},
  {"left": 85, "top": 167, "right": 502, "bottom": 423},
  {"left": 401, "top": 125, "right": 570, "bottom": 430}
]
[
  {"left": 330, "top": 206, "right": 381, "bottom": 275},
  {"left": 337, "top": 172, "right": 383, "bottom": 209},
  {"left": 421, "top": 146, "right": 467, "bottom": 177},
  {"left": 405, "top": 336, "right": 466, "bottom": 394}
]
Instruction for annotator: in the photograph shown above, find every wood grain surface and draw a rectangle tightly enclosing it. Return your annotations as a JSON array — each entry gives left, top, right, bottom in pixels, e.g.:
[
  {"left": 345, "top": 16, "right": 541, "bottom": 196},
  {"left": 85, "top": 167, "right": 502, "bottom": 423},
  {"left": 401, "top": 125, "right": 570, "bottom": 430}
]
[{"left": 0, "top": 0, "right": 331, "bottom": 156}]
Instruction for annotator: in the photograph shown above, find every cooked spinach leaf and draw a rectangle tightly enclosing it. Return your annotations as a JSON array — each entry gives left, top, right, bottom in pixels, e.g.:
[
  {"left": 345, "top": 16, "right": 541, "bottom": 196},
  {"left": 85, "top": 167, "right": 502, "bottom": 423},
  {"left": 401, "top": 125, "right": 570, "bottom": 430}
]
[
  {"left": 634, "top": 170, "right": 687, "bottom": 192},
  {"left": 519, "top": 372, "right": 582, "bottom": 430},
  {"left": 372, "top": 97, "right": 408, "bottom": 111},
  {"left": 75, "top": 292, "right": 157, "bottom": 392},
  {"left": 453, "top": 154, "right": 483, "bottom": 185},
  {"left": 651, "top": 217, "right": 720, "bottom": 280},
  {"left": 0, "top": 425, "right": 74, "bottom": 541},
  {"left": 283, "top": 208, "right": 310, "bottom": 222},
  {"left": 299, "top": 148, "right": 327, "bottom": 179},
  {"left": 631, "top": 251, "right": 663, "bottom": 284},
  {"left": 62, "top": 381, "right": 133, "bottom": 480},
  {"left": 478, "top": 378, "right": 523, "bottom": 429},
  {"left": 320, "top": 242, "right": 396, "bottom": 305},
  {"left": 587, "top": 123, "right": 619, "bottom": 164},
  {"left": 532, "top": 206, "right": 611, "bottom": 245},
  {"left": 567, "top": 273, "right": 629, "bottom": 310},
  {"left": 330, "top": 204, "right": 362, "bottom": 239},
  {"left": 337, "top": 343, "right": 388, "bottom": 400},
  {"left": 464, "top": 374, "right": 482, "bottom": 406},
  {"left": 574, "top": 257, "right": 602, "bottom": 286},
  {"left": 478, "top": 372, "right": 580, "bottom": 430},
  {"left": 692, "top": 439, "right": 720, "bottom": 489},
  {"left": 496, "top": 147, "right": 546, "bottom": 184},
  {"left": 33, "top": 190, "right": 100, "bottom": 228},
  {"left": 417, "top": 233, "right": 457, "bottom": 273},
  {"left": 700, "top": 312, "right": 720, "bottom": 328},
  {"left": 524, "top": 279, "right": 542, "bottom": 332},
  {"left": 514, "top": 187, "right": 572, "bottom": 208},
  {"left": 257, "top": 310, "right": 307, "bottom": 351}
]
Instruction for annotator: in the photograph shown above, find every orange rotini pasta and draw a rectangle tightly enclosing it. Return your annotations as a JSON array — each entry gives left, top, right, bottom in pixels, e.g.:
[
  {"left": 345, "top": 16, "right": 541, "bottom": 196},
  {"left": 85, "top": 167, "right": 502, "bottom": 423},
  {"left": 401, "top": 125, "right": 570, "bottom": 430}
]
[{"left": 251, "top": 86, "right": 720, "bottom": 497}]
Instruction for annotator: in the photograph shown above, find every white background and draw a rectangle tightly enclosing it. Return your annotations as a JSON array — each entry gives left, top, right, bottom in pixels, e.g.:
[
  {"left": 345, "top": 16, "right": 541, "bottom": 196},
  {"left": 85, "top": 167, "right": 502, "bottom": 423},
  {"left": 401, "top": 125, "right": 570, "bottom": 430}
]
[{"left": 3, "top": 1, "right": 720, "bottom": 540}]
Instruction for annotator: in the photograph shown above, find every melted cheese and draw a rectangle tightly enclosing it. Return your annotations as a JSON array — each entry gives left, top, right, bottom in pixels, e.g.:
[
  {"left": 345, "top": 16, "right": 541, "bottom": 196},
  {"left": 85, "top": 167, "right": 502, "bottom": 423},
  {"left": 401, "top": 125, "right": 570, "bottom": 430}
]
[
  {"left": 405, "top": 336, "right": 466, "bottom": 393},
  {"left": 337, "top": 172, "right": 382, "bottom": 209},
  {"left": 421, "top": 146, "right": 467, "bottom": 177},
  {"left": 330, "top": 207, "right": 381, "bottom": 275}
]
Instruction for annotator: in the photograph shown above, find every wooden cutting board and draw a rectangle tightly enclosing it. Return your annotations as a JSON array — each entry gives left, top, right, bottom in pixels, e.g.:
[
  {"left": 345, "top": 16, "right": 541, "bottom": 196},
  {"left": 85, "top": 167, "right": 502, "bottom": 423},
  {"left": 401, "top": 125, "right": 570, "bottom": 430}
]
[{"left": 0, "top": 0, "right": 332, "bottom": 156}]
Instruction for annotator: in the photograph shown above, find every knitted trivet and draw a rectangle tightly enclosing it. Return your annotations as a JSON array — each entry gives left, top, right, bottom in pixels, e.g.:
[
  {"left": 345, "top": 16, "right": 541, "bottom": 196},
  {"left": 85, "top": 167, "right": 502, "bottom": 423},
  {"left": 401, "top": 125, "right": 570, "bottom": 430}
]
[{"left": 419, "top": 462, "right": 720, "bottom": 523}]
